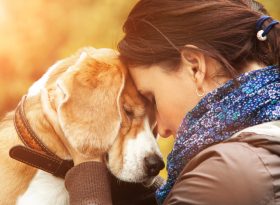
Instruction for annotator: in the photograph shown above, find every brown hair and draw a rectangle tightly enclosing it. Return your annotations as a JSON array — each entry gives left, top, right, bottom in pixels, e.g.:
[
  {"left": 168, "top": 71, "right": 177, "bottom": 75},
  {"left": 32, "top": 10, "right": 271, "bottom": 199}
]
[{"left": 118, "top": 0, "right": 280, "bottom": 78}]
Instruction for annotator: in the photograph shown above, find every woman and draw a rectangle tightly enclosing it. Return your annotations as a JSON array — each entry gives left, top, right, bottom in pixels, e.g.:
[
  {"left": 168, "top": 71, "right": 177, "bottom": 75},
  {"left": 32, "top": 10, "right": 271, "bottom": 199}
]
[{"left": 65, "top": 0, "right": 280, "bottom": 204}]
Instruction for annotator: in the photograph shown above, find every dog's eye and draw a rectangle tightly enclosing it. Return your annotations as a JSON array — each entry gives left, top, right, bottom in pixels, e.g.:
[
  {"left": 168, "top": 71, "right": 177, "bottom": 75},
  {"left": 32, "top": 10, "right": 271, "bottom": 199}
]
[{"left": 123, "top": 104, "right": 134, "bottom": 117}]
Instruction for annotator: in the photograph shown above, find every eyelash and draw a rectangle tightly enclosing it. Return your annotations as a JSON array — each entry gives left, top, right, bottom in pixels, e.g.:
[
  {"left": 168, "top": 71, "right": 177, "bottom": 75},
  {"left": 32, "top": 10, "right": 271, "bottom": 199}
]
[{"left": 150, "top": 96, "right": 155, "bottom": 104}]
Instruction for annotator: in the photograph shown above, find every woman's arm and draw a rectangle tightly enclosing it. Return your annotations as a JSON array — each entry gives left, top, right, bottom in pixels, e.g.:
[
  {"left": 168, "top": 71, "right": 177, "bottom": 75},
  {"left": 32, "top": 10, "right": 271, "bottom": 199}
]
[
  {"left": 163, "top": 142, "right": 274, "bottom": 205},
  {"left": 65, "top": 162, "right": 112, "bottom": 205},
  {"left": 65, "top": 161, "right": 165, "bottom": 205}
]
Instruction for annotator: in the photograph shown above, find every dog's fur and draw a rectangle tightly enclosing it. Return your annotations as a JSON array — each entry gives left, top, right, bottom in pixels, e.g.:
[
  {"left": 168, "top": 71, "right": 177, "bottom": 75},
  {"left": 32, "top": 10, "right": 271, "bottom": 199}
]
[{"left": 0, "top": 48, "right": 162, "bottom": 205}]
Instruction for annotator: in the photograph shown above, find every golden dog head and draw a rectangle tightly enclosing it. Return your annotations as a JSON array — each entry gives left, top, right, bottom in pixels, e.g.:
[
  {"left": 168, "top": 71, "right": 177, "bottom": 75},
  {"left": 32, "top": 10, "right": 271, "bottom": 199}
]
[{"left": 33, "top": 48, "right": 164, "bottom": 183}]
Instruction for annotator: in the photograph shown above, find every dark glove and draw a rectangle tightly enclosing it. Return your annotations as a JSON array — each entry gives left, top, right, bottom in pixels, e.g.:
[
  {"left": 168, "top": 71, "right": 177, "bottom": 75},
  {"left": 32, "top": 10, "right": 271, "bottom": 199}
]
[{"left": 111, "top": 175, "right": 165, "bottom": 205}]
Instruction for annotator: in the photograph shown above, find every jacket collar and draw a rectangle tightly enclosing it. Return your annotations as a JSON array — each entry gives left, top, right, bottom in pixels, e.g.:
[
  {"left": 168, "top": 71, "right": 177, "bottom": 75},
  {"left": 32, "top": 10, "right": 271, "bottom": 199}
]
[
  {"left": 231, "top": 120, "right": 280, "bottom": 139},
  {"left": 228, "top": 120, "right": 280, "bottom": 156}
]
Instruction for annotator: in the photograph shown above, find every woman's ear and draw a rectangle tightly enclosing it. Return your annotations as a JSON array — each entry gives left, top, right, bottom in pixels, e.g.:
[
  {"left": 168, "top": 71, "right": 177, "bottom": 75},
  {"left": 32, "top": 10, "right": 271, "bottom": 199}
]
[{"left": 180, "top": 45, "right": 207, "bottom": 89}]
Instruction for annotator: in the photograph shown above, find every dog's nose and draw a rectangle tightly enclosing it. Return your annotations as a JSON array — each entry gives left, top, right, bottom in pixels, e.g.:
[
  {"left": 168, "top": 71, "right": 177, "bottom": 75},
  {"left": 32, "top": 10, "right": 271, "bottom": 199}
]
[{"left": 144, "top": 155, "right": 165, "bottom": 177}]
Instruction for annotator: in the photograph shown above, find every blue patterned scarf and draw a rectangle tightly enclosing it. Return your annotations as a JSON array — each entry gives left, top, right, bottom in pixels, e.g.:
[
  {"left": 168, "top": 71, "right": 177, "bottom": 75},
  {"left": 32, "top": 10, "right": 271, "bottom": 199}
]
[{"left": 156, "top": 65, "right": 280, "bottom": 204}]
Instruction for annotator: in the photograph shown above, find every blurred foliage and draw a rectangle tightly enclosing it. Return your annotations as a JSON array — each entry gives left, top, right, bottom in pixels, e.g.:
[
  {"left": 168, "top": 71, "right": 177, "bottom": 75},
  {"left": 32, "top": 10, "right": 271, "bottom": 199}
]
[
  {"left": 0, "top": 0, "right": 136, "bottom": 116},
  {"left": 0, "top": 0, "right": 279, "bottom": 179}
]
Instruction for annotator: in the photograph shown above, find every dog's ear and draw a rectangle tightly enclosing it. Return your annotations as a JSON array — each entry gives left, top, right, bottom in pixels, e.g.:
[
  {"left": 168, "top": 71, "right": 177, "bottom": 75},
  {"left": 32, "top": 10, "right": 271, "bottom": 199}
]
[{"left": 43, "top": 52, "right": 125, "bottom": 158}]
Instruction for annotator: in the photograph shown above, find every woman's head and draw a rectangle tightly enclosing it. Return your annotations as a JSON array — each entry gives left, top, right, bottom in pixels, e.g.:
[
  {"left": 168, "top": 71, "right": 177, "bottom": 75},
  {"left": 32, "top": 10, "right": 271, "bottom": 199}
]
[{"left": 118, "top": 0, "right": 280, "bottom": 136}]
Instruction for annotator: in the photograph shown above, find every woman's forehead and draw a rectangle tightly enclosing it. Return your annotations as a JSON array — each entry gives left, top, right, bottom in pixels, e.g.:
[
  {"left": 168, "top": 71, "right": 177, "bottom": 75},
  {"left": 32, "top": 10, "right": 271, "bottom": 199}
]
[{"left": 128, "top": 65, "right": 153, "bottom": 90}]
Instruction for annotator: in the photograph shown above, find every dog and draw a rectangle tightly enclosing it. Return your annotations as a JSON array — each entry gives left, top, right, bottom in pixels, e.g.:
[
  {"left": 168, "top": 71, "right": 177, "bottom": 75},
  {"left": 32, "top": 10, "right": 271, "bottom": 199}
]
[{"left": 0, "top": 47, "right": 164, "bottom": 205}]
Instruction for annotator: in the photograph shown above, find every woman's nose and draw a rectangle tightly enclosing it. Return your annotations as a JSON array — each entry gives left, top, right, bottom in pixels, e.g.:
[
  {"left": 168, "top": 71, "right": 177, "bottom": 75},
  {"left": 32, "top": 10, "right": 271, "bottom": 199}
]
[{"left": 157, "top": 125, "right": 172, "bottom": 138}]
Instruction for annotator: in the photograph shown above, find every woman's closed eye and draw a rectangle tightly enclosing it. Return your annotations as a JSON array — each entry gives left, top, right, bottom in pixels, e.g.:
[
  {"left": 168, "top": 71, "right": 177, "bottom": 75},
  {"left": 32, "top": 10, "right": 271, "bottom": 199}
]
[{"left": 139, "top": 91, "right": 155, "bottom": 104}]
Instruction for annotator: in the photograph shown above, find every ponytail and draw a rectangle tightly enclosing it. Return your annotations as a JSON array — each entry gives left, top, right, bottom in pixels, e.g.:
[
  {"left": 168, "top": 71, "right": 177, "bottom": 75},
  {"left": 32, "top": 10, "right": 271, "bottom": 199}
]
[
  {"left": 266, "top": 22, "right": 280, "bottom": 67},
  {"left": 250, "top": 0, "right": 280, "bottom": 71}
]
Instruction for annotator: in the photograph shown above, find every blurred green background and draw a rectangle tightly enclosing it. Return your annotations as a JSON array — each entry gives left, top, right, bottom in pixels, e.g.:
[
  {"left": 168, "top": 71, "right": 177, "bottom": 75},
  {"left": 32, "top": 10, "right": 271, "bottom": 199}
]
[{"left": 0, "top": 0, "right": 279, "bottom": 179}]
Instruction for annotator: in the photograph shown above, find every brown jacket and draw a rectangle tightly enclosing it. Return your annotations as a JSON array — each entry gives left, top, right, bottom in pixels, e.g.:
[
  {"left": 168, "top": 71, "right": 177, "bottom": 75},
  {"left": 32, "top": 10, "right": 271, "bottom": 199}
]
[{"left": 65, "top": 121, "right": 280, "bottom": 205}]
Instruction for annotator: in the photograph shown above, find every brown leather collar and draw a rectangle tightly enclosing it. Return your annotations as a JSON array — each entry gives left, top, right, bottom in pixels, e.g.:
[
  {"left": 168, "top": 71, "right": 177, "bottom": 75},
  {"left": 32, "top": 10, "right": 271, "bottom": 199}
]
[{"left": 9, "top": 95, "right": 73, "bottom": 178}]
